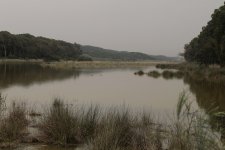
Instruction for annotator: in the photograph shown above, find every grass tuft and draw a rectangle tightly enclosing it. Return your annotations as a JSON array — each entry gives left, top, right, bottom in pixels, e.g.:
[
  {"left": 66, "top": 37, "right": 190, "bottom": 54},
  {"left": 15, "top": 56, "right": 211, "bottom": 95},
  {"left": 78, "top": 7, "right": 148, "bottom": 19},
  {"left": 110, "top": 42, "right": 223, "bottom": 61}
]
[{"left": 0, "top": 102, "right": 28, "bottom": 143}]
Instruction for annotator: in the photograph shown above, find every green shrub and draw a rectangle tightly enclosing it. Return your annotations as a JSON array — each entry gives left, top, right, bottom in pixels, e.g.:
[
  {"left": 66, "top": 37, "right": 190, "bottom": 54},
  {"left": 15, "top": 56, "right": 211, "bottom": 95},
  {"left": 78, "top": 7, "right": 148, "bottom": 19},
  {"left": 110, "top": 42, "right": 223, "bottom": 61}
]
[{"left": 77, "top": 54, "right": 93, "bottom": 61}]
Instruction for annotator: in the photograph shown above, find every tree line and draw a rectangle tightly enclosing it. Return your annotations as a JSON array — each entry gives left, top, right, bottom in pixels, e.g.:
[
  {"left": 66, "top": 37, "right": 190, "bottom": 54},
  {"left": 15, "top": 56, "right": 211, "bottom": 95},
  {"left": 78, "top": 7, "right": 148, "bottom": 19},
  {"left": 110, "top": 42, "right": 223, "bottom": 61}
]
[
  {"left": 184, "top": 2, "right": 225, "bottom": 66},
  {"left": 0, "top": 31, "right": 82, "bottom": 60}
]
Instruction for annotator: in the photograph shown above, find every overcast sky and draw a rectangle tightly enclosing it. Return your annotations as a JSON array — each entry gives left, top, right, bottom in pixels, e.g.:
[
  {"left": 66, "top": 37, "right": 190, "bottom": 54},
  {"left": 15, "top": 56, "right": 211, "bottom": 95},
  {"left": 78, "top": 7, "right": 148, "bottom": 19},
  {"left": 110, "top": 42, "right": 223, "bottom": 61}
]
[{"left": 0, "top": 0, "right": 224, "bottom": 56}]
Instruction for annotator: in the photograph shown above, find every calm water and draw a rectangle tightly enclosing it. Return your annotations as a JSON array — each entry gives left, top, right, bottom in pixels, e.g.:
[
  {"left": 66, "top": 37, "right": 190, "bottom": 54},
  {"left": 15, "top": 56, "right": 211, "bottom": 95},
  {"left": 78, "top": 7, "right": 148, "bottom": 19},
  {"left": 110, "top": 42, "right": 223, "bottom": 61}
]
[
  {"left": 1, "top": 63, "right": 225, "bottom": 114},
  {"left": 1, "top": 63, "right": 225, "bottom": 150},
  {"left": 0, "top": 63, "right": 189, "bottom": 113}
]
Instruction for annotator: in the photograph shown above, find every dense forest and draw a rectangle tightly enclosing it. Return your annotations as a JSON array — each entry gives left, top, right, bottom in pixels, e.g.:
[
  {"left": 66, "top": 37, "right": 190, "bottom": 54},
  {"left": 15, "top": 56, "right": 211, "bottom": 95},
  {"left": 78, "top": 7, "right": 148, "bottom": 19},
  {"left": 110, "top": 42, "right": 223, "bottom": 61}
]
[
  {"left": 82, "top": 45, "right": 178, "bottom": 61},
  {"left": 0, "top": 31, "right": 177, "bottom": 62},
  {"left": 184, "top": 2, "right": 225, "bottom": 66},
  {"left": 0, "top": 31, "right": 82, "bottom": 60}
]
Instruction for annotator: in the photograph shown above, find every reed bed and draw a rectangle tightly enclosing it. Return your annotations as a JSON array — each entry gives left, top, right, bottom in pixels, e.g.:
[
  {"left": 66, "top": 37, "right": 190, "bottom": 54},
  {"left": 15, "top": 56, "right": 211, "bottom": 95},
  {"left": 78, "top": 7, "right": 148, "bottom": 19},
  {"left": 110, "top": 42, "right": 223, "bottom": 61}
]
[
  {"left": 0, "top": 94, "right": 28, "bottom": 148},
  {"left": 37, "top": 93, "right": 224, "bottom": 150},
  {"left": 0, "top": 93, "right": 224, "bottom": 149},
  {"left": 41, "top": 61, "right": 166, "bottom": 69},
  {"left": 155, "top": 62, "right": 225, "bottom": 82}
]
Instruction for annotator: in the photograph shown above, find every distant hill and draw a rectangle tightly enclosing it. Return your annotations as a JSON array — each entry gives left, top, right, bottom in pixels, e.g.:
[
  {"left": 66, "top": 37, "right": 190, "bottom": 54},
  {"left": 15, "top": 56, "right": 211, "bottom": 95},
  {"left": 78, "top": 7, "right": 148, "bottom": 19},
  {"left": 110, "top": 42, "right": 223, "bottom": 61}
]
[
  {"left": 0, "top": 31, "right": 81, "bottom": 60},
  {"left": 82, "top": 45, "right": 178, "bottom": 61},
  {"left": 0, "top": 31, "right": 179, "bottom": 62}
]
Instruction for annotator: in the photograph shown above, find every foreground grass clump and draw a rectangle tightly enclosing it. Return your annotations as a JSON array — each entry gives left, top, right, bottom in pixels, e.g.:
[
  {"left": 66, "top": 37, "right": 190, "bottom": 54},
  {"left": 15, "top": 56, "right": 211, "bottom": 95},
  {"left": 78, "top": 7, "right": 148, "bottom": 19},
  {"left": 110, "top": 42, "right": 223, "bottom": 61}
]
[
  {"left": 0, "top": 95, "right": 28, "bottom": 147},
  {"left": 38, "top": 95, "right": 225, "bottom": 149},
  {"left": 39, "top": 99, "right": 162, "bottom": 149},
  {"left": 0, "top": 93, "right": 223, "bottom": 149},
  {"left": 39, "top": 99, "right": 80, "bottom": 145},
  {"left": 91, "top": 108, "right": 162, "bottom": 150},
  {"left": 0, "top": 103, "right": 28, "bottom": 143}
]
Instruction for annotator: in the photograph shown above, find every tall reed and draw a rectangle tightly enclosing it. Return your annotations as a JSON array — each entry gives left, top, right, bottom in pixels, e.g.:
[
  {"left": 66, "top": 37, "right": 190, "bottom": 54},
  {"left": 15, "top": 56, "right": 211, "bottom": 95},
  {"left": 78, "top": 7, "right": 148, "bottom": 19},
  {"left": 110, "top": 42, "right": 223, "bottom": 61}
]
[{"left": 0, "top": 101, "right": 28, "bottom": 143}]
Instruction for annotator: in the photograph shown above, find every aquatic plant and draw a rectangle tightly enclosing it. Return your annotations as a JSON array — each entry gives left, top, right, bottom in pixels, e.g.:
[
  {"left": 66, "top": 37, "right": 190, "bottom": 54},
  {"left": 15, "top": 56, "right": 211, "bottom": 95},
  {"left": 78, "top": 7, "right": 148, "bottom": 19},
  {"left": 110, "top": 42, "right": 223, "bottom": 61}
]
[
  {"left": 147, "top": 70, "right": 161, "bottom": 78},
  {"left": 134, "top": 70, "right": 145, "bottom": 76},
  {"left": 162, "top": 70, "right": 175, "bottom": 79}
]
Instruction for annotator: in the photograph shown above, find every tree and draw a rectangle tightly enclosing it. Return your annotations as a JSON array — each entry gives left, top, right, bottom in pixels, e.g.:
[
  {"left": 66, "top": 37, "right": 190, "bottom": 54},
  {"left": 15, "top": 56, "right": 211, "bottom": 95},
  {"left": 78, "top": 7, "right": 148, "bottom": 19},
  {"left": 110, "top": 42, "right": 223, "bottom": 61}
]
[
  {"left": 184, "top": 3, "right": 225, "bottom": 66},
  {"left": 0, "top": 31, "right": 82, "bottom": 60}
]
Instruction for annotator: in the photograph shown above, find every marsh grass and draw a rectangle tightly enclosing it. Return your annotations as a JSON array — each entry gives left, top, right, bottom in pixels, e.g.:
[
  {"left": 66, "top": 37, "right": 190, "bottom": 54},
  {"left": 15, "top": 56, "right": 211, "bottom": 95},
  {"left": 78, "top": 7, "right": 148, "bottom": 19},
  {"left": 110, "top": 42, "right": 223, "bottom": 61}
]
[
  {"left": 0, "top": 93, "right": 223, "bottom": 149},
  {"left": 156, "top": 62, "right": 225, "bottom": 82},
  {"left": 91, "top": 108, "right": 163, "bottom": 150},
  {"left": 38, "top": 99, "right": 80, "bottom": 146},
  {"left": 37, "top": 96, "right": 225, "bottom": 149},
  {"left": 80, "top": 104, "right": 101, "bottom": 141},
  {"left": 41, "top": 61, "right": 160, "bottom": 69},
  {"left": 167, "top": 91, "right": 223, "bottom": 150},
  {"left": 39, "top": 100, "right": 163, "bottom": 149},
  {"left": 0, "top": 94, "right": 6, "bottom": 117},
  {"left": 0, "top": 100, "right": 28, "bottom": 145}
]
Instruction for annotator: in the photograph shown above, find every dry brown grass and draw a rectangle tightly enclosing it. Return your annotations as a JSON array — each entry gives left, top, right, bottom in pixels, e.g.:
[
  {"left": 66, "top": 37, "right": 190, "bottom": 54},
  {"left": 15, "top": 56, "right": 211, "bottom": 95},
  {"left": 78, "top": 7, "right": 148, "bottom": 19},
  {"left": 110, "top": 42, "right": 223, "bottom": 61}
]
[
  {"left": 41, "top": 61, "right": 172, "bottom": 69},
  {"left": 0, "top": 93, "right": 223, "bottom": 149}
]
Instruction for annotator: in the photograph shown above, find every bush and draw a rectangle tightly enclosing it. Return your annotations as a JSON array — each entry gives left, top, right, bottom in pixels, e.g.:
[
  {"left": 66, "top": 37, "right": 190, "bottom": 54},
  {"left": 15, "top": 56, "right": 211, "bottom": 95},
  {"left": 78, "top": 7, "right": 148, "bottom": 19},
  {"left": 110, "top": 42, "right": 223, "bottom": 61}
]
[
  {"left": 147, "top": 70, "right": 161, "bottom": 78},
  {"left": 77, "top": 54, "right": 93, "bottom": 61},
  {"left": 134, "top": 70, "right": 145, "bottom": 76}
]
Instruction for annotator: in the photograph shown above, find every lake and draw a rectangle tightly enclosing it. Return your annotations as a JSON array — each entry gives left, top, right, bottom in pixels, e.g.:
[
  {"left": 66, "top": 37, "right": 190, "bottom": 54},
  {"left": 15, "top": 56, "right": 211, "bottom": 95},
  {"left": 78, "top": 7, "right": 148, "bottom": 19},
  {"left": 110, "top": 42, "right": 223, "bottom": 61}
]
[
  {"left": 0, "top": 63, "right": 191, "bottom": 114},
  {"left": 1, "top": 63, "right": 225, "bottom": 150},
  {"left": 1, "top": 63, "right": 225, "bottom": 114}
]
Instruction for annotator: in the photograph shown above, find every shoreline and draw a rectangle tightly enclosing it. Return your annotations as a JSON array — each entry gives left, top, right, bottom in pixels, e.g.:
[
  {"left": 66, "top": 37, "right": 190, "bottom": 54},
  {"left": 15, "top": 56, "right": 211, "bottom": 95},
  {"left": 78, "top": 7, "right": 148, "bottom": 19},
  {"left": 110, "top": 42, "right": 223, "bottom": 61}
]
[
  {"left": 40, "top": 61, "right": 169, "bottom": 69},
  {"left": 0, "top": 59, "right": 178, "bottom": 69}
]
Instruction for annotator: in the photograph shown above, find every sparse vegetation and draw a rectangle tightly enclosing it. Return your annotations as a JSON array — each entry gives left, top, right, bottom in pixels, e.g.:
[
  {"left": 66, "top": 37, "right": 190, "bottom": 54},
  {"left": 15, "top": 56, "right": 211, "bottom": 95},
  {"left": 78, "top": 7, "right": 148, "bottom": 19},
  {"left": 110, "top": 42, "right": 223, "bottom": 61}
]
[{"left": 167, "top": 92, "right": 223, "bottom": 150}]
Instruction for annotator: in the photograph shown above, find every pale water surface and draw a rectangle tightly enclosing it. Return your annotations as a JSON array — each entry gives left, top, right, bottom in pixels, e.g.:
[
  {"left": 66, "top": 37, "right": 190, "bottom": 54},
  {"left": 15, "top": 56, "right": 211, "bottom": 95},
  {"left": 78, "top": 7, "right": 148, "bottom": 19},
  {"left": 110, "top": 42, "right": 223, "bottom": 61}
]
[
  {"left": 1, "top": 63, "right": 225, "bottom": 150},
  {"left": 0, "top": 63, "right": 189, "bottom": 114}
]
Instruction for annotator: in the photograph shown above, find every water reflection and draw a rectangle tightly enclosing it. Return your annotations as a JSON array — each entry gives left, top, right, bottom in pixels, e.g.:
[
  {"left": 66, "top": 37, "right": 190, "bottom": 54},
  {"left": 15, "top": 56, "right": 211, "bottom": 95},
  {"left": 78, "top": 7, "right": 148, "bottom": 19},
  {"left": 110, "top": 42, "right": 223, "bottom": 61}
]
[
  {"left": 2, "top": 63, "right": 225, "bottom": 149},
  {"left": 149, "top": 70, "right": 225, "bottom": 141},
  {"left": 147, "top": 70, "right": 225, "bottom": 112},
  {"left": 183, "top": 74, "right": 225, "bottom": 141},
  {"left": 183, "top": 75, "right": 225, "bottom": 113},
  {"left": 0, "top": 63, "right": 80, "bottom": 89}
]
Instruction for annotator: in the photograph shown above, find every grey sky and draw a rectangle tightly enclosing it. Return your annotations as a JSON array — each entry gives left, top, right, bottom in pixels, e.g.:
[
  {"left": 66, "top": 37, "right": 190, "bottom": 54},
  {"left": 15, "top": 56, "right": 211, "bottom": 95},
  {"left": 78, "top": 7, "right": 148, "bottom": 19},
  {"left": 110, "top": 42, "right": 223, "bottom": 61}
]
[{"left": 0, "top": 0, "right": 224, "bottom": 56}]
